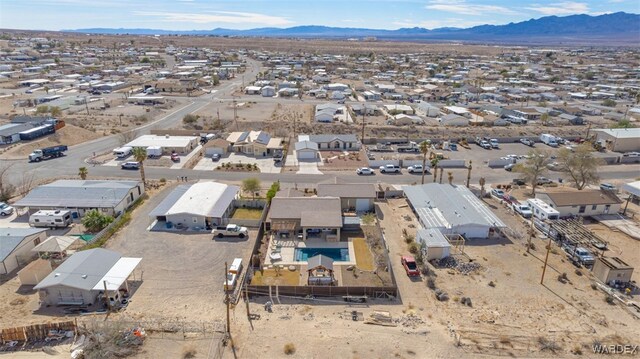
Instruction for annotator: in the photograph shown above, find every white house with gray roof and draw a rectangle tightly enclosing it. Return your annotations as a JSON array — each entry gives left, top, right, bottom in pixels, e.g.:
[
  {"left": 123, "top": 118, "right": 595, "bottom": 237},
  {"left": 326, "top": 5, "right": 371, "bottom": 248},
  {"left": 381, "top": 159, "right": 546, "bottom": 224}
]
[
  {"left": 404, "top": 183, "right": 506, "bottom": 239},
  {"left": 13, "top": 180, "right": 144, "bottom": 218},
  {"left": 0, "top": 228, "right": 47, "bottom": 274},
  {"left": 34, "top": 248, "right": 141, "bottom": 306},
  {"left": 148, "top": 181, "right": 239, "bottom": 230}
]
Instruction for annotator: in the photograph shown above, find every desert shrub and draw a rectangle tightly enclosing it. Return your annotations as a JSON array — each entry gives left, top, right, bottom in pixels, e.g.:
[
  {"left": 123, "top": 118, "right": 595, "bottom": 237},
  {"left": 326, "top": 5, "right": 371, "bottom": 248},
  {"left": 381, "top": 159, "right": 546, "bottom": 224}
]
[{"left": 284, "top": 343, "right": 296, "bottom": 355}]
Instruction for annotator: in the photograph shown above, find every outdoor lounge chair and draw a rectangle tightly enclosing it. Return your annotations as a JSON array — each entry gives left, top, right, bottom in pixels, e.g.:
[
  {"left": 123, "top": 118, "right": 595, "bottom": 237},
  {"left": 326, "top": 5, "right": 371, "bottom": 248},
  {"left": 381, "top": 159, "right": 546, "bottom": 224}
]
[{"left": 269, "top": 252, "right": 282, "bottom": 262}]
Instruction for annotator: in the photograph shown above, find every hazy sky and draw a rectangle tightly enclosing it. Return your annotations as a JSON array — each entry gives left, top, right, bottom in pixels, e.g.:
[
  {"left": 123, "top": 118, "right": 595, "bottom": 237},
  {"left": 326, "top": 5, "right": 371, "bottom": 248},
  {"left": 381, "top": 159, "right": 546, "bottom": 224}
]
[{"left": 1, "top": 0, "right": 638, "bottom": 31}]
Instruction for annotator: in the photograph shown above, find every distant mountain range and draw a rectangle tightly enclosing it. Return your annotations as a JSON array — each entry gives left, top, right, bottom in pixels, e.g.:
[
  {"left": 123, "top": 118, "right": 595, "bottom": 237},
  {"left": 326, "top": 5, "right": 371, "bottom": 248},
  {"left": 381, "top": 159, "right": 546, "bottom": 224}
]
[{"left": 65, "top": 12, "right": 639, "bottom": 44}]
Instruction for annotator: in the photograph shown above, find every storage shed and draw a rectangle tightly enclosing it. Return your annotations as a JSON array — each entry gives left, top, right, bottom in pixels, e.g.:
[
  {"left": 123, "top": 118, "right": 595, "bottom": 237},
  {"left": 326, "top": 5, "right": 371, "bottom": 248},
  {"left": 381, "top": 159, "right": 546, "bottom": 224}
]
[
  {"left": 592, "top": 257, "right": 634, "bottom": 286},
  {"left": 417, "top": 228, "right": 451, "bottom": 260},
  {"left": 307, "top": 254, "right": 335, "bottom": 286},
  {"left": 0, "top": 228, "right": 47, "bottom": 274}
]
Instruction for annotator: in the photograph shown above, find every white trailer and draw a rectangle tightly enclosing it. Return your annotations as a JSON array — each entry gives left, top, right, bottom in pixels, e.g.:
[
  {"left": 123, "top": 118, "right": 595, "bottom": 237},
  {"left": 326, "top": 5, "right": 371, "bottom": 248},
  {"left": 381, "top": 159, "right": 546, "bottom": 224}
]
[
  {"left": 540, "top": 133, "right": 558, "bottom": 147},
  {"left": 146, "top": 146, "right": 162, "bottom": 158},
  {"left": 527, "top": 198, "right": 560, "bottom": 220},
  {"left": 29, "top": 210, "right": 73, "bottom": 228}
]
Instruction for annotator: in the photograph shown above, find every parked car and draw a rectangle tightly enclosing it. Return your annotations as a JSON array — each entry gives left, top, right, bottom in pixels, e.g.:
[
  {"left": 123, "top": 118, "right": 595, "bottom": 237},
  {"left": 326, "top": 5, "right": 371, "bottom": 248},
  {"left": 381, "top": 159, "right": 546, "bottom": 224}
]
[
  {"left": 479, "top": 140, "right": 492, "bottom": 149},
  {"left": 121, "top": 161, "right": 140, "bottom": 170},
  {"left": 489, "top": 139, "right": 499, "bottom": 149},
  {"left": 623, "top": 152, "right": 640, "bottom": 157},
  {"left": 536, "top": 177, "right": 553, "bottom": 185},
  {"left": 401, "top": 256, "right": 420, "bottom": 277},
  {"left": 170, "top": 152, "right": 180, "bottom": 162},
  {"left": 504, "top": 163, "right": 515, "bottom": 171},
  {"left": 0, "top": 202, "right": 14, "bottom": 216},
  {"left": 512, "top": 203, "right": 533, "bottom": 218},
  {"left": 379, "top": 164, "right": 401, "bottom": 173},
  {"left": 407, "top": 165, "right": 425, "bottom": 174},
  {"left": 491, "top": 189, "right": 505, "bottom": 198},
  {"left": 512, "top": 178, "right": 526, "bottom": 186},
  {"left": 356, "top": 167, "right": 374, "bottom": 175},
  {"left": 599, "top": 183, "right": 616, "bottom": 191},
  {"left": 520, "top": 138, "right": 535, "bottom": 147},
  {"left": 211, "top": 153, "right": 221, "bottom": 161}
]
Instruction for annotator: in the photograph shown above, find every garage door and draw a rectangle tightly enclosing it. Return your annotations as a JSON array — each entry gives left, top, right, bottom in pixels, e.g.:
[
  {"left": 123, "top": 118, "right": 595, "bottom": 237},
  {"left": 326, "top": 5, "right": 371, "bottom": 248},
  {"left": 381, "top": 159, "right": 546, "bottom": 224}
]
[
  {"left": 297, "top": 150, "right": 316, "bottom": 160},
  {"left": 355, "top": 199, "right": 370, "bottom": 212},
  {"left": 206, "top": 148, "right": 223, "bottom": 156}
]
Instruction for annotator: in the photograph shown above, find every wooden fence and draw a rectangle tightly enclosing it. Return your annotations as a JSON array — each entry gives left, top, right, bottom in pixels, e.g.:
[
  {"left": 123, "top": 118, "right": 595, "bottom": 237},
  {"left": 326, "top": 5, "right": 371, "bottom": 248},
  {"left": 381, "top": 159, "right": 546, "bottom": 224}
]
[{"left": 1, "top": 321, "right": 76, "bottom": 344}]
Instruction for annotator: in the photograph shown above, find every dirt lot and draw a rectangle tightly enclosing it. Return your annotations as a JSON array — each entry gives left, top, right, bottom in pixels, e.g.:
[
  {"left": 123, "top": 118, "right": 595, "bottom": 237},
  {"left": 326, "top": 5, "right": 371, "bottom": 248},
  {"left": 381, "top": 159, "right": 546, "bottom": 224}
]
[{"left": 376, "top": 198, "right": 640, "bottom": 357}]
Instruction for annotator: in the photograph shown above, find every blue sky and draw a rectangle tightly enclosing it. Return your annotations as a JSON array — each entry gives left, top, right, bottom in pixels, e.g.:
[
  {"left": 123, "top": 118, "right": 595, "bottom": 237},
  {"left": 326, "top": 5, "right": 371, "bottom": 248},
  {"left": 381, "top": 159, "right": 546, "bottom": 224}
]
[{"left": 1, "top": 0, "right": 638, "bottom": 31}]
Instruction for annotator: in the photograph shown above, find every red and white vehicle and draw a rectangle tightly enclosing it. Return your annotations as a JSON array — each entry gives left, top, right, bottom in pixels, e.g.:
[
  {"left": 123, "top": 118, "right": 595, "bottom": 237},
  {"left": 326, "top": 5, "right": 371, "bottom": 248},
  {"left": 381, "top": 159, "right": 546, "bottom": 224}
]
[{"left": 401, "top": 255, "right": 420, "bottom": 277}]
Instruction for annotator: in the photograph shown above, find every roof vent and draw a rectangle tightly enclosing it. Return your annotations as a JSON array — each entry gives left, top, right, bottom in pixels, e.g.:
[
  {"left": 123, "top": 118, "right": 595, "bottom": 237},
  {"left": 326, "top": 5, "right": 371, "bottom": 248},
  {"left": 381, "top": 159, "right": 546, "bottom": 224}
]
[
  {"left": 82, "top": 274, "right": 88, "bottom": 279},
  {"left": 165, "top": 134, "right": 170, "bottom": 138},
  {"left": 54, "top": 273, "right": 60, "bottom": 277}
]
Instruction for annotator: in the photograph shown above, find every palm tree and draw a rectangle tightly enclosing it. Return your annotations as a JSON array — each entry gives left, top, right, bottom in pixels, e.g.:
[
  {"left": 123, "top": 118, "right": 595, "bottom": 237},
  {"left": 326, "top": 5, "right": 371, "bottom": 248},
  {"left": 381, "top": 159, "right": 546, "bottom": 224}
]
[
  {"left": 78, "top": 167, "right": 88, "bottom": 180},
  {"left": 431, "top": 157, "right": 440, "bottom": 183},
  {"left": 479, "top": 177, "right": 486, "bottom": 199},
  {"left": 419, "top": 140, "right": 430, "bottom": 184},
  {"left": 132, "top": 147, "right": 147, "bottom": 185},
  {"left": 447, "top": 172, "right": 454, "bottom": 185}
]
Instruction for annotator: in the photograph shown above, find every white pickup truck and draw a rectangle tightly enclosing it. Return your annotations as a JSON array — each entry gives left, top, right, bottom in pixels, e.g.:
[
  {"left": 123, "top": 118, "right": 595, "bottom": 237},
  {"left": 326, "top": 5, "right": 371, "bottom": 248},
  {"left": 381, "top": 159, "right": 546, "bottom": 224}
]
[{"left": 212, "top": 224, "right": 249, "bottom": 238}]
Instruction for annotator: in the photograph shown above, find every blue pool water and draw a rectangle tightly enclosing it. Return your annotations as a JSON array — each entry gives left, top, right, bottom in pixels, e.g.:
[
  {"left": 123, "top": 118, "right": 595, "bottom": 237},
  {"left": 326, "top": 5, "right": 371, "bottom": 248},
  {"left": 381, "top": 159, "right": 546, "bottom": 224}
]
[{"left": 294, "top": 247, "right": 350, "bottom": 262}]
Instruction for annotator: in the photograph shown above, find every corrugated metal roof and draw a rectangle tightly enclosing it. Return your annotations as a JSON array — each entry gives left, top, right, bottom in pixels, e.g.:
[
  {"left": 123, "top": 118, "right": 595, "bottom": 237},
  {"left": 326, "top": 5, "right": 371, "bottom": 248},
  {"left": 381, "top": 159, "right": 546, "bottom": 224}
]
[
  {"left": 34, "top": 248, "right": 121, "bottom": 291},
  {"left": 0, "top": 228, "right": 46, "bottom": 262},
  {"left": 149, "top": 182, "right": 239, "bottom": 218},
  {"left": 14, "top": 180, "right": 141, "bottom": 209},
  {"left": 417, "top": 228, "right": 450, "bottom": 248},
  {"left": 405, "top": 184, "right": 506, "bottom": 230}
]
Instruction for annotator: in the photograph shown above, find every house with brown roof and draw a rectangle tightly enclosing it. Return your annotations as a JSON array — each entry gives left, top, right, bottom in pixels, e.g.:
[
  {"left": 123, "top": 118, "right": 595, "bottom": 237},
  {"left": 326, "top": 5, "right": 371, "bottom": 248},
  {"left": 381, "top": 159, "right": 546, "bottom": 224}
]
[
  {"left": 535, "top": 189, "right": 622, "bottom": 217},
  {"left": 265, "top": 197, "right": 342, "bottom": 242}
]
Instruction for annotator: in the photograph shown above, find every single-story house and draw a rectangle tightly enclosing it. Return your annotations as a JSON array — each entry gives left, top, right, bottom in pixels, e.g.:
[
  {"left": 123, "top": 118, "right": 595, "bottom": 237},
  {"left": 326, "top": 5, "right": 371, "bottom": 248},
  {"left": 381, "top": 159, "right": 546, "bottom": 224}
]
[
  {"left": 305, "top": 134, "right": 360, "bottom": 151},
  {"left": 295, "top": 140, "right": 319, "bottom": 160},
  {"left": 592, "top": 128, "right": 640, "bottom": 152},
  {"left": 440, "top": 114, "right": 469, "bottom": 127},
  {"left": 315, "top": 103, "right": 345, "bottom": 123},
  {"left": 266, "top": 197, "right": 342, "bottom": 241},
  {"left": 149, "top": 182, "right": 239, "bottom": 230},
  {"left": 350, "top": 104, "right": 378, "bottom": 116},
  {"left": 204, "top": 138, "right": 230, "bottom": 157},
  {"left": 417, "top": 228, "right": 451, "bottom": 261},
  {"left": 226, "top": 130, "right": 283, "bottom": 157},
  {"left": 384, "top": 104, "right": 414, "bottom": 115},
  {"left": 261, "top": 86, "right": 276, "bottom": 97},
  {"left": 404, "top": 183, "right": 507, "bottom": 239},
  {"left": 592, "top": 257, "right": 634, "bottom": 285},
  {"left": 125, "top": 135, "right": 198, "bottom": 155},
  {"left": 317, "top": 183, "right": 375, "bottom": 212},
  {"left": 535, "top": 189, "right": 622, "bottom": 217},
  {"left": 34, "top": 248, "right": 141, "bottom": 306},
  {"left": 14, "top": 180, "right": 145, "bottom": 218},
  {"left": 0, "top": 228, "right": 47, "bottom": 274},
  {"left": 244, "top": 85, "right": 262, "bottom": 95}
]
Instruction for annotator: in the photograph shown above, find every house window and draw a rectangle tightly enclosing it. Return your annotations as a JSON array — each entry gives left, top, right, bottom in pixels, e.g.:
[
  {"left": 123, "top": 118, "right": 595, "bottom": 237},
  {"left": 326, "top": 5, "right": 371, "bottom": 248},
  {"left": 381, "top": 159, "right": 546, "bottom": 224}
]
[
  {"left": 591, "top": 205, "right": 597, "bottom": 211},
  {"left": 578, "top": 206, "right": 586, "bottom": 214},
  {"left": 102, "top": 208, "right": 109, "bottom": 213},
  {"left": 334, "top": 142, "right": 340, "bottom": 149},
  {"left": 34, "top": 238, "right": 41, "bottom": 246}
]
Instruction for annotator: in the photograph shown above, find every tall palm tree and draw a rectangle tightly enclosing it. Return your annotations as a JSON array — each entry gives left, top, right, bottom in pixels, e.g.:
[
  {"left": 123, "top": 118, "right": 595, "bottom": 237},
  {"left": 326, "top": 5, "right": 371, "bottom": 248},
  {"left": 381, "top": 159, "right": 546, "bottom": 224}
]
[
  {"left": 132, "top": 147, "right": 147, "bottom": 185},
  {"left": 78, "top": 167, "right": 88, "bottom": 180},
  {"left": 431, "top": 158, "right": 440, "bottom": 183},
  {"left": 419, "top": 140, "right": 430, "bottom": 185},
  {"left": 448, "top": 171, "right": 454, "bottom": 185}
]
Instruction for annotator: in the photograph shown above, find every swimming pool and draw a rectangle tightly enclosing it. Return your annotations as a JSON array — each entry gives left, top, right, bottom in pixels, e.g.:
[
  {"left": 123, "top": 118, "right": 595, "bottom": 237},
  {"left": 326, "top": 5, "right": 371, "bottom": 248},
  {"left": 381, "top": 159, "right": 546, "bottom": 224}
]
[{"left": 294, "top": 247, "right": 350, "bottom": 262}]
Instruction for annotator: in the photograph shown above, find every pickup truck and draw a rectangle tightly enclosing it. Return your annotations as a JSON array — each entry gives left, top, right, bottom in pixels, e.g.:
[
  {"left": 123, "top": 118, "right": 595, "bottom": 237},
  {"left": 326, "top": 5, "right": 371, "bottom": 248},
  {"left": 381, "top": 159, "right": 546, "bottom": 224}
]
[
  {"left": 564, "top": 246, "right": 595, "bottom": 267},
  {"left": 212, "top": 224, "right": 249, "bottom": 238},
  {"left": 489, "top": 139, "right": 499, "bottom": 149},
  {"left": 512, "top": 203, "right": 533, "bottom": 218},
  {"left": 379, "top": 164, "right": 401, "bottom": 173},
  {"left": 29, "top": 145, "right": 68, "bottom": 162}
]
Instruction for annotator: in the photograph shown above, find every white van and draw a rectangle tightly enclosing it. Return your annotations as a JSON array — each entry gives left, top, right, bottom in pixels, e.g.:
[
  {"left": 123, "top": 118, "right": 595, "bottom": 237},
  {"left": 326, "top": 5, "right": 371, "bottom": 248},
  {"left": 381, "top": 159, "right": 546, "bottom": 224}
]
[
  {"left": 29, "top": 210, "right": 73, "bottom": 228},
  {"left": 113, "top": 146, "right": 133, "bottom": 158}
]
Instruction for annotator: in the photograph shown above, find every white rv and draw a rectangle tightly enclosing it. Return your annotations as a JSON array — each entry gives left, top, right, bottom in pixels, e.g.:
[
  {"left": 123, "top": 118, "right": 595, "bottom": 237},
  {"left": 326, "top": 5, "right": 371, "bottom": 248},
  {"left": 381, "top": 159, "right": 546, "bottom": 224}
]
[
  {"left": 29, "top": 210, "right": 73, "bottom": 228},
  {"left": 527, "top": 198, "right": 560, "bottom": 220},
  {"left": 113, "top": 146, "right": 133, "bottom": 158},
  {"left": 223, "top": 258, "right": 243, "bottom": 291}
]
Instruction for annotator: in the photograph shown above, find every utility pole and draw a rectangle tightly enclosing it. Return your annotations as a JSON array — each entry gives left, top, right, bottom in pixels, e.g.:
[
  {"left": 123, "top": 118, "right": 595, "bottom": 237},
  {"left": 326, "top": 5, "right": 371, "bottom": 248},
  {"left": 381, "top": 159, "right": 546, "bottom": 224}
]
[
  {"left": 233, "top": 98, "right": 238, "bottom": 131},
  {"left": 466, "top": 160, "right": 472, "bottom": 188},
  {"left": 526, "top": 215, "right": 534, "bottom": 253},
  {"left": 361, "top": 109, "right": 365, "bottom": 145},
  {"left": 439, "top": 167, "right": 444, "bottom": 184},
  {"left": 540, "top": 225, "right": 553, "bottom": 284},
  {"left": 224, "top": 261, "right": 231, "bottom": 336},
  {"left": 245, "top": 279, "right": 251, "bottom": 319},
  {"left": 103, "top": 280, "right": 111, "bottom": 312}
]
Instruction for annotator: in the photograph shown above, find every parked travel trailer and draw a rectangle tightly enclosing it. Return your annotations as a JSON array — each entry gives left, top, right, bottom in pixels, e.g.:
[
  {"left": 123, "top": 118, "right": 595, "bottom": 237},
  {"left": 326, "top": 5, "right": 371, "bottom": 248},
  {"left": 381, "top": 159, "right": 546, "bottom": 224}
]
[
  {"left": 223, "top": 258, "right": 243, "bottom": 291},
  {"left": 29, "top": 210, "right": 73, "bottom": 228},
  {"left": 540, "top": 133, "right": 558, "bottom": 147},
  {"left": 113, "top": 146, "right": 132, "bottom": 158},
  {"left": 527, "top": 198, "right": 560, "bottom": 220}
]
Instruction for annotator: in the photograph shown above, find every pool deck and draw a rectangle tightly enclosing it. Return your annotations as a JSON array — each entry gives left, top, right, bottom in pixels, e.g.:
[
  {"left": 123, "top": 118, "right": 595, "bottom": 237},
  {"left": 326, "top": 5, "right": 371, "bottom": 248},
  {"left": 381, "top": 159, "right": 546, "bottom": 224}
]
[{"left": 265, "top": 236, "right": 356, "bottom": 266}]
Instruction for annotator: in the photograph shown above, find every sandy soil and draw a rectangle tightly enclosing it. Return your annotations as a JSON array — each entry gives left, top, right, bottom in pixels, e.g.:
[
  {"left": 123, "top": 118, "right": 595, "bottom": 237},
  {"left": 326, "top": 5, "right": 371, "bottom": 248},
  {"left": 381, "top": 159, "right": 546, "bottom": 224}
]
[{"left": 0, "top": 124, "right": 102, "bottom": 159}]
